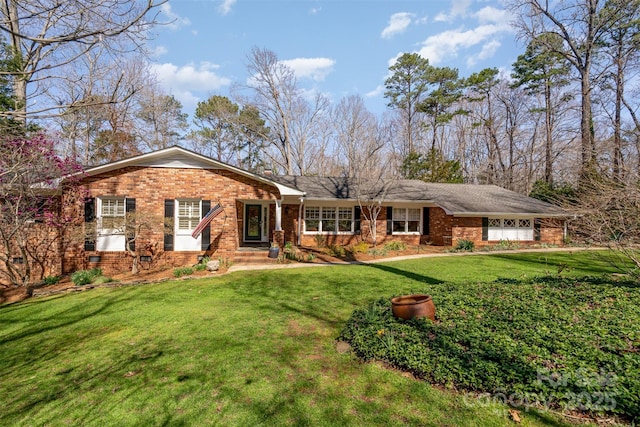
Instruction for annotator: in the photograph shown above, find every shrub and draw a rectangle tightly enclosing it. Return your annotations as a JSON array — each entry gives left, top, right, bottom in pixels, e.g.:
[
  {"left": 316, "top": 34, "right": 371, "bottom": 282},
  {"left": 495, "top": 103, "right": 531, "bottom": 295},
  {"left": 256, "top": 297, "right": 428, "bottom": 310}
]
[
  {"left": 71, "top": 268, "right": 102, "bottom": 286},
  {"left": 173, "top": 267, "right": 194, "bottom": 278},
  {"left": 384, "top": 241, "right": 406, "bottom": 251},
  {"left": 327, "top": 244, "right": 346, "bottom": 258},
  {"left": 453, "top": 239, "right": 474, "bottom": 252},
  {"left": 92, "top": 276, "right": 114, "bottom": 285},
  {"left": 351, "top": 241, "right": 370, "bottom": 254},
  {"left": 367, "top": 247, "right": 388, "bottom": 257},
  {"left": 194, "top": 256, "right": 210, "bottom": 271},
  {"left": 339, "top": 276, "right": 640, "bottom": 420},
  {"left": 43, "top": 275, "right": 61, "bottom": 285}
]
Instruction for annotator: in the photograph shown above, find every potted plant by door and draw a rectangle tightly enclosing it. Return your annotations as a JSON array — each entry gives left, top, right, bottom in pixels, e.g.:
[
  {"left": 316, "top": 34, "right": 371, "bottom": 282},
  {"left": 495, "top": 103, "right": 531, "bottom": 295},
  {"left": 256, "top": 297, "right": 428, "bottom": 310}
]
[{"left": 391, "top": 294, "right": 436, "bottom": 321}]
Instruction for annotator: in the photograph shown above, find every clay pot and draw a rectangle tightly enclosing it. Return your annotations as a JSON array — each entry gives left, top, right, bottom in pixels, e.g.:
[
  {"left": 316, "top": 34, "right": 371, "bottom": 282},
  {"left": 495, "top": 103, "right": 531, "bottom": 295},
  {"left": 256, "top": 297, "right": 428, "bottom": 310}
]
[{"left": 391, "top": 294, "right": 436, "bottom": 321}]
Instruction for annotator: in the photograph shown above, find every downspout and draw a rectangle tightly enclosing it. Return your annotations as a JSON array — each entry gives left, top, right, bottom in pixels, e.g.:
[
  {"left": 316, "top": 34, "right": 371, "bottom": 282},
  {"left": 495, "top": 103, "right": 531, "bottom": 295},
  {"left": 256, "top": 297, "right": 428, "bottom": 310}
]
[{"left": 297, "top": 194, "right": 305, "bottom": 246}]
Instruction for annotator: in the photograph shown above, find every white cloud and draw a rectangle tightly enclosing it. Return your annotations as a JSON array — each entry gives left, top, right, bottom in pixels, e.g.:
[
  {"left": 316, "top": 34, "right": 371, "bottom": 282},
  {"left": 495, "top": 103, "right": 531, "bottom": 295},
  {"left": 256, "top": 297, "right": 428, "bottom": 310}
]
[
  {"left": 150, "top": 62, "right": 231, "bottom": 110},
  {"left": 417, "top": 23, "right": 511, "bottom": 65},
  {"left": 475, "top": 6, "right": 510, "bottom": 24},
  {"left": 150, "top": 45, "right": 168, "bottom": 58},
  {"left": 365, "top": 84, "right": 384, "bottom": 99},
  {"left": 309, "top": 6, "right": 321, "bottom": 15},
  {"left": 466, "top": 39, "right": 501, "bottom": 67},
  {"left": 218, "top": 0, "right": 236, "bottom": 15},
  {"left": 160, "top": 3, "right": 191, "bottom": 30},
  {"left": 451, "top": 0, "right": 472, "bottom": 17},
  {"left": 433, "top": 12, "right": 448, "bottom": 23},
  {"left": 433, "top": 0, "right": 472, "bottom": 23},
  {"left": 280, "top": 57, "right": 336, "bottom": 82},
  {"left": 381, "top": 12, "right": 415, "bottom": 39}
]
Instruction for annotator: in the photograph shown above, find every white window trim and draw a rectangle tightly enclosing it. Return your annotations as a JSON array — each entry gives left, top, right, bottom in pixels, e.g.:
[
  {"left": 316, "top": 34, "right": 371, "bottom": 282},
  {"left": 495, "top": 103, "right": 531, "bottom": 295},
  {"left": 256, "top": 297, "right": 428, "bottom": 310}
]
[
  {"left": 174, "top": 199, "right": 202, "bottom": 251},
  {"left": 391, "top": 207, "right": 422, "bottom": 235},
  {"left": 304, "top": 205, "right": 354, "bottom": 234},
  {"left": 96, "top": 197, "right": 126, "bottom": 251},
  {"left": 175, "top": 199, "right": 201, "bottom": 236}
]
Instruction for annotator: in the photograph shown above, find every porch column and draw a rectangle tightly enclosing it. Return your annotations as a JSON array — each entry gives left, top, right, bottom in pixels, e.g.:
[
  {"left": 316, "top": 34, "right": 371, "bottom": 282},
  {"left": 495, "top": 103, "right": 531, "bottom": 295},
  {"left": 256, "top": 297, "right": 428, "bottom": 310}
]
[{"left": 275, "top": 199, "right": 282, "bottom": 231}]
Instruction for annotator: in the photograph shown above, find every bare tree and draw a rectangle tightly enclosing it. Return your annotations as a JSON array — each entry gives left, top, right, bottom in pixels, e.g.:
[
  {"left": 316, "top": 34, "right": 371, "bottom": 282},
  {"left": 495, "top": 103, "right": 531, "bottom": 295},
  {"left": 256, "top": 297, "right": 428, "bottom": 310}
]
[
  {"left": 332, "top": 95, "right": 386, "bottom": 178},
  {"left": 0, "top": 0, "right": 163, "bottom": 125},
  {"left": 569, "top": 175, "right": 640, "bottom": 278},
  {"left": 243, "top": 47, "right": 328, "bottom": 175}
]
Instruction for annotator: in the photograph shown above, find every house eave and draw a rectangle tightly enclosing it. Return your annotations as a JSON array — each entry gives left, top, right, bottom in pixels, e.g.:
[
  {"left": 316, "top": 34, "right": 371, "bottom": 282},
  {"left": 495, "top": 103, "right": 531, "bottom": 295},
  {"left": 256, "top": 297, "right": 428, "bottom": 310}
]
[{"left": 450, "top": 211, "right": 570, "bottom": 218}]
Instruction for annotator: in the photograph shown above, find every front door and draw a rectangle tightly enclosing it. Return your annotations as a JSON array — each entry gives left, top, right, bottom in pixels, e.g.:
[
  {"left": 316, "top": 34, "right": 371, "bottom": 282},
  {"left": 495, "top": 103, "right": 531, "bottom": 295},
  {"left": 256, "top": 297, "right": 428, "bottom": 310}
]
[{"left": 244, "top": 204, "right": 263, "bottom": 241}]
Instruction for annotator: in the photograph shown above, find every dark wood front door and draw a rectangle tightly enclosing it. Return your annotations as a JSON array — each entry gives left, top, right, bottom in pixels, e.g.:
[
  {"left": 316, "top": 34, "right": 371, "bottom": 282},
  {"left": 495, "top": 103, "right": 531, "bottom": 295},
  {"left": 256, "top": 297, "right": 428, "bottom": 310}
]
[{"left": 244, "top": 204, "right": 262, "bottom": 241}]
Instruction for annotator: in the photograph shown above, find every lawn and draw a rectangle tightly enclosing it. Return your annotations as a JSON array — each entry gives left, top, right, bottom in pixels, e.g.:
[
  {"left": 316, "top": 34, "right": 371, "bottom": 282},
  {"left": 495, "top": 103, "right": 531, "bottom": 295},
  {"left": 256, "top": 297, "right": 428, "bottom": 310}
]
[{"left": 0, "top": 250, "right": 633, "bottom": 426}]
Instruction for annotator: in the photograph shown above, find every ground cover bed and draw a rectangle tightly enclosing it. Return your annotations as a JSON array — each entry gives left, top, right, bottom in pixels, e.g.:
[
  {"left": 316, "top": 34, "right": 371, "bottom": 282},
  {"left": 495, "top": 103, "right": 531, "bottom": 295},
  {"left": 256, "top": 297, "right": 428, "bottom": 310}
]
[
  {"left": 340, "top": 275, "right": 640, "bottom": 422},
  {"left": 0, "top": 250, "right": 636, "bottom": 426}
]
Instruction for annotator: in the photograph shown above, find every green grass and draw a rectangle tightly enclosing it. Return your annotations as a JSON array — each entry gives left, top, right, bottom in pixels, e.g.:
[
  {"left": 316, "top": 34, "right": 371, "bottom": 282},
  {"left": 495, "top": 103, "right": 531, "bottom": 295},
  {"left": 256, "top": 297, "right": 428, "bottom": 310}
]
[{"left": 0, "top": 250, "right": 629, "bottom": 426}]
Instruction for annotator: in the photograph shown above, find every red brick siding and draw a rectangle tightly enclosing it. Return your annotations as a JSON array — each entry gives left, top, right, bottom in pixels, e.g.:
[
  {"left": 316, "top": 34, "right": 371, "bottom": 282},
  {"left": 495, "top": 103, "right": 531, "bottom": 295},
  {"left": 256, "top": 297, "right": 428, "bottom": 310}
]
[{"left": 63, "top": 166, "right": 279, "bottom": 275}]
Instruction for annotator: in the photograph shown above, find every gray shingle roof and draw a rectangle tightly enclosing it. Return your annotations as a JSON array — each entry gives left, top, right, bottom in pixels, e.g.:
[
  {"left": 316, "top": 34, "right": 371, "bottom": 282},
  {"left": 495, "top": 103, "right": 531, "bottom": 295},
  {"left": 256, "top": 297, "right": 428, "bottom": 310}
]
[{"left": 268, "top": 176, "right": 568, "bottom": 217}]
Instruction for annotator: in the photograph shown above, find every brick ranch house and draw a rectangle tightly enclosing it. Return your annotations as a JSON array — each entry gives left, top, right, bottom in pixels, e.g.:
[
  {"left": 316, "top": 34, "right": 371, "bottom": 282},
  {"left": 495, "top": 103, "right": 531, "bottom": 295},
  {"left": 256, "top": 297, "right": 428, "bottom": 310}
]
[{"left": 53, "top": 146, "right": 567, "bottom": 276}]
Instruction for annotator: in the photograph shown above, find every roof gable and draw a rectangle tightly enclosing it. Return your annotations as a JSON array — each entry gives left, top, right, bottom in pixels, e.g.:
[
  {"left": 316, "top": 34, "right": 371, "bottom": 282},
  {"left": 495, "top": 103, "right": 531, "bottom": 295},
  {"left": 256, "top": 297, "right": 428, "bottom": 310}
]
[{"left": 78, "top": 146, "right": 304, "bottom": 197}]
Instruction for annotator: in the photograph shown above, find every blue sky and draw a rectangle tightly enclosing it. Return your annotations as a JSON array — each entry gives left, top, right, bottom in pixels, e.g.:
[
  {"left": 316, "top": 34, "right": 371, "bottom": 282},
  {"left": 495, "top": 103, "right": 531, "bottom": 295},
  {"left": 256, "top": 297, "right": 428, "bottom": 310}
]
[{"left": 148, "top": 0, "right": 520, "bottom": 120}]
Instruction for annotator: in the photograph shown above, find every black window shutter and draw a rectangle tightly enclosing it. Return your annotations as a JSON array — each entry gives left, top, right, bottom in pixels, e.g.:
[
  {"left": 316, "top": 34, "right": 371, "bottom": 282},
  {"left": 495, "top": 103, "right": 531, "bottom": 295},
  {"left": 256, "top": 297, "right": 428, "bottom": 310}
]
[
  {"left": 534, "top": 218, "right": 541, "bottom": 241},
  {"left": 164, "top": 199, "right": 174, "bottom": 251},
  {"left": 354, "top": 206, "right": 361, "bottom": 234},
  {"left": 84, "top": 197, "right": 95, "bottom": 251},
  {"left": 422, "top": 207, "right": 430, "bottom": 235},
  {"left": 201, "top": 200, "right": 211, "bottom": 251},
  {"left": 126, "top": 198, "right": 136, "bottom": 251},
  {"left": 482, "top": 217, "right": 489, "bottom": 241},
  {"left": 386, "top": 207, "right": 393, "bottom": 235}
]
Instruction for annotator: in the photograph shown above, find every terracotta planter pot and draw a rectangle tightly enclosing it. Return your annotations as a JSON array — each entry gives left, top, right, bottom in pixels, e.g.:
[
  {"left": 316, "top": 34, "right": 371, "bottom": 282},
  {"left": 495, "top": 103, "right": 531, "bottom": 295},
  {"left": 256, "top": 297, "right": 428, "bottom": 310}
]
[{"left": 391, "top": 294, "right": 436, "bottom": 321}]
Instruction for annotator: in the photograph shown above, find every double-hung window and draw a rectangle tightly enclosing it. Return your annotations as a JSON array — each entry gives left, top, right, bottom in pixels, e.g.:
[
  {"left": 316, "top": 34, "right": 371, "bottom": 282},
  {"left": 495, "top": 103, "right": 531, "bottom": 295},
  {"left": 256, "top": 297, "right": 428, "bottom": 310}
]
[
  {"left": 96, "top": 197, "right": 126, "bottom": 251},
  {"left": 304, "top": 206, "right": 354, "bottom": 233},
  {"left": 173, "top": 199, "right": 202, "bottom": 251},
  {"left": 392, "top": 207, "right": 421, "bottom": 233},
  {"left": 177, "top": 200, "right": 201, "bottom": 232},
  {"left": 100, "top": 198, "right": 125, "bottom": 231}
]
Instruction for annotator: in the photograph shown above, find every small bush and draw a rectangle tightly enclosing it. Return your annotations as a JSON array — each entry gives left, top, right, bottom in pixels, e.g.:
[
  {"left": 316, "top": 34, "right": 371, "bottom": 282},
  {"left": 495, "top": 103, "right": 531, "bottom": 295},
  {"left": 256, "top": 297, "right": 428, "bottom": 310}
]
[
  {"left": 351, "top": 241, "right": 370, "bottom": 254},
  {"left": 367, "top": 247, "right": 388, "bottom": 257},
  {"left": 314, "top": 234, "right": 326, "bottom": 248},
  {"left": 327, "top": 244, "right": 346, "bottom": 258},
  {"left": 454, "top": 239, "right": 474, "bottom": 252},
  {"left": 494, "top": 239, "right": 520, "bottom": 250},
  {"left": 384, "top": 241, "right": 406, "bottom": 251},
  {"left": 43, "top": 275, "right": 61, "bottom": 285},
  {"left": 173, "top": 267, "right": 194, "bottom": 278},
  {"left": 92, "top": 276, "right": 114, "bottom": 285},
  {"left": 71, "top": 268, "right": 102, "bottom": 286}
]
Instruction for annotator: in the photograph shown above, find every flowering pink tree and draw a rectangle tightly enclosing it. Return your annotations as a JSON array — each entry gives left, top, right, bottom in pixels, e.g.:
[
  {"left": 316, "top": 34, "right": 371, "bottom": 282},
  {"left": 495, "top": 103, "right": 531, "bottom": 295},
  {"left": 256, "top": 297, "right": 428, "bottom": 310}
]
[{"left": 0, "top": 134, "right": 84, "bottom": 289}]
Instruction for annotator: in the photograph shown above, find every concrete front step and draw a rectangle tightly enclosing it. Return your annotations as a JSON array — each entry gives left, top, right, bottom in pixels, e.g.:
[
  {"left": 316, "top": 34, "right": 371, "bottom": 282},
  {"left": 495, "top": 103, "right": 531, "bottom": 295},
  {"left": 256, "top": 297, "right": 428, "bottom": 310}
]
[{"left": 233, "top": 248, "right": 280, "bottom": 264}]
